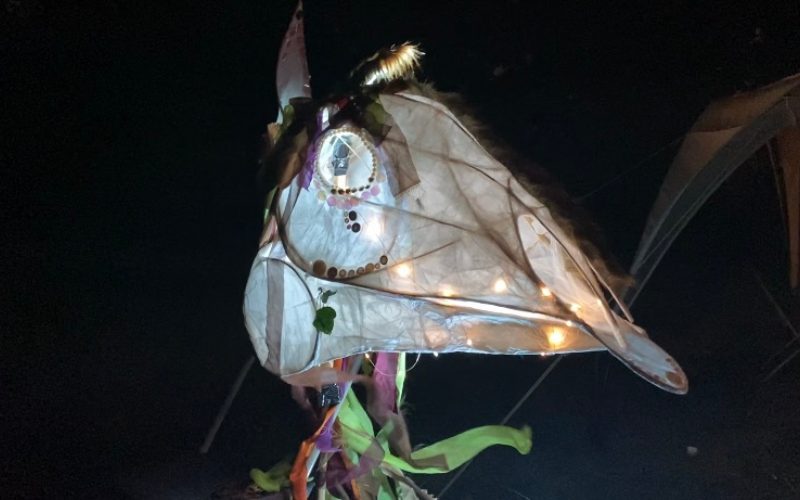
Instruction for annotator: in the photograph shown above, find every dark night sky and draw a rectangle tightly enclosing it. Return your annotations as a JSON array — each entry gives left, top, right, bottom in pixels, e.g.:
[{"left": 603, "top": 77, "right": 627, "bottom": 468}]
[{"left": 4, "top": 1, "right": 800, "bottom": 498}]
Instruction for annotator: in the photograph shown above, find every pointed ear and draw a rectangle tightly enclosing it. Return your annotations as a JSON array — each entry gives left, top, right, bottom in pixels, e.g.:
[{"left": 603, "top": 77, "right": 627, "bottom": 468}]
[{"left": 275, "top": 1, "right": 312, "bottom": 123}]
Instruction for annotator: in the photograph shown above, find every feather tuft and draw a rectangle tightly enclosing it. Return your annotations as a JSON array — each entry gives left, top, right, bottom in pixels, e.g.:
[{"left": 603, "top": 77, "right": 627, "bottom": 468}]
[{"left": 353, "top": 42, "right": 424, "bottom": 87}]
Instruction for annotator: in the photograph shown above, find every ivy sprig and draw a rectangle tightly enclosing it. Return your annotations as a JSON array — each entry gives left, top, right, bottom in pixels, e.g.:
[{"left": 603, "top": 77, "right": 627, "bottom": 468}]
[{"left": 313, "top": 289, "right": 337, "bottom": 335}]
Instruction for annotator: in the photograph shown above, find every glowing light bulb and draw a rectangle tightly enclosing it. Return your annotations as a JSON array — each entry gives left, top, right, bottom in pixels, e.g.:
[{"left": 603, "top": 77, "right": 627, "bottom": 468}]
[
  {"left": 570, "top": 303, "right": 581, "bottom": 313},
  {"left": 466, "top": 338, "right": 473, "bottom": 347},
  {"left": 547, "top": 328, "right": 566, "bottom": 348},
  {"left": 540, "top": 286, "right": 552, "bottom": 297},
  {"left": 439, "top": 285, "right": 456, "bottom": 297},
  {"left": 394, "top": 263, "right": 412, "bottom": 278},
  {"left": 493, "top": 278, "right": 508, "bottom": 293}
]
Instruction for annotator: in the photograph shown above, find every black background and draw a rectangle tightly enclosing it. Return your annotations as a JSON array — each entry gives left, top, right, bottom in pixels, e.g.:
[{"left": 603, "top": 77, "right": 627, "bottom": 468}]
[{"left": 4, "top": 1, "right": 800, "bottom": 498}]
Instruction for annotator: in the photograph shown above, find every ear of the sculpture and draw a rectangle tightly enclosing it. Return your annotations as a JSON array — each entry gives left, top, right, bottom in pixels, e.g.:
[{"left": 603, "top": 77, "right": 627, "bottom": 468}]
[{"left": 276, "top": 1, "right": 311, "bottom": 124}]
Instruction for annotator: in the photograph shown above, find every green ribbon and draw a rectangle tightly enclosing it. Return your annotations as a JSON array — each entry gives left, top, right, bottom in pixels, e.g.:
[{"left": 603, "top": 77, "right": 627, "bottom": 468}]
[
  {"left": 250, "top": 459, "right": 291, "bottom": 492},
  {"left": 337, "top": 390, "right": 532, "bottom": 475}
]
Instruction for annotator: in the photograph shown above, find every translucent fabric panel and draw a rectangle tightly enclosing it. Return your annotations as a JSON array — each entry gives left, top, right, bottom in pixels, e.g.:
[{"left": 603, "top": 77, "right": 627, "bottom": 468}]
[
  {"left": 244, "top": 239, "right": 602, "bottom": 377},
  {"left": 244, "top": 90, "right": 688, "bottom": 393}
]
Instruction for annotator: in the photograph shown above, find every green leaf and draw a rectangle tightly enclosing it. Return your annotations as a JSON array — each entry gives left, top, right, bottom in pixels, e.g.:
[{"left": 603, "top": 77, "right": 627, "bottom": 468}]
[
  {"left": 320, "top": 289, "right": 337, "bottom": 304},
  {"left": 313, "top": 306, "right": 337, "bottom": 334},
  {"left": 363, "top": 100, "right": 392, "bottom": 138},
  {"left": 279, "top": 104, "right": 295, "bottom": 134}
]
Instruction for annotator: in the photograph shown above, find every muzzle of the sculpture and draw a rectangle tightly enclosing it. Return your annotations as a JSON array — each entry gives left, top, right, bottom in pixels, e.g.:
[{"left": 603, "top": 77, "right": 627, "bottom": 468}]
[{"left": 244, "top": 92, "right": 688, "bottom": 394}]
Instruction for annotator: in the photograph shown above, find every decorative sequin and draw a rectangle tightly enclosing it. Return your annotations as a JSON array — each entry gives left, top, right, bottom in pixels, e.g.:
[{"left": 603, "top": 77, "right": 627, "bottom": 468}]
[
  {"left": 379, "top": 255, "right": 388, "bottom": 265},
  {"left": 327, "top": 267, "right": 338, "bottom": 279},
  {"left": 312, "top": 260, "right": 327, "bottom": 275}
]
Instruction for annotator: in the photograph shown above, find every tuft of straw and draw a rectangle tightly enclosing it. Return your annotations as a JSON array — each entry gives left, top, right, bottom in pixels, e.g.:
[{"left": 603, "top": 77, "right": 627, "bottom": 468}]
[{"left": 357, "top": 43, "right": 424, "bottom": 86}]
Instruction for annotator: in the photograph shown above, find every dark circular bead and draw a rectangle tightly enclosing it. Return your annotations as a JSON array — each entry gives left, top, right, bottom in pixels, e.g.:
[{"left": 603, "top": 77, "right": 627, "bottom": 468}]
[
  {"left": 327, "top": 267, "right": 338, "bottom": 279},
  {"left": 351, "top": 223, "right": 361, "bottom": 233},
  {"left": 379, "top": 255, "right": 388, "bottom": 265},
  {"left": 337, "top": 189, "right": 345, "bottom": 195},
  {"left": 357, "top": 267, "right": 365, "bottom": 275},
  {"left": 338, "top": 269, "right": 346, "bottom": 277},
  {"left": 312, "top": 260, "right": 327, "bottom": 275},
  {"left": 347, "top": 224, "right": 351, "bottom": 230},
  {"left": 366, "top": 263, "right": 375, "bottom": 272},
  {"left": 368, "top": 176, "right": 375, "bottom": 182},
  {"left": 348, "top": 210, "right": 357, "bottom": 221},
  {"left": 347, "top": 270, "right": 355, "bottom": 277}
]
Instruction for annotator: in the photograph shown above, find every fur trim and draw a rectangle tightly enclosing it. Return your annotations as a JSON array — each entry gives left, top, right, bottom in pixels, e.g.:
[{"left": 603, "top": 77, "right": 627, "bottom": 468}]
[{"left": 405, "top": 82, "right": 634, "bottom": 295}]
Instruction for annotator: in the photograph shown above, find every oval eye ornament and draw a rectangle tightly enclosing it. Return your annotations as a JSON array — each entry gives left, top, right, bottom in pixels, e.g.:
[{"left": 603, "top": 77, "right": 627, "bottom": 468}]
[{"left": 315, "top": 125, "right": 378, "bottom": 195}]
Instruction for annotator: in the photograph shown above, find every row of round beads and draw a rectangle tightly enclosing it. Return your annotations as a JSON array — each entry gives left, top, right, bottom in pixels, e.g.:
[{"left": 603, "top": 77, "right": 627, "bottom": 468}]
[
  {"left": 312, "top": 255, "right": 389, "bottom": 280},
  {"left": 330, "top": 173, "right": 376, "bottom": 195}
]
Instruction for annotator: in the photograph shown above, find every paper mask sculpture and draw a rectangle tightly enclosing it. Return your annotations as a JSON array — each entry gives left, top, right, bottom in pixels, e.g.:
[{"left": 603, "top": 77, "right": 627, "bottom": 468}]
[{"left": 243, "top": 3, "right": 687, "bottom": 498}]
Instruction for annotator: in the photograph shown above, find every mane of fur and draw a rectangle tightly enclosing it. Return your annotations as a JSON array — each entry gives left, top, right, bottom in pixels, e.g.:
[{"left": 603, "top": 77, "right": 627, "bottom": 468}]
[{"left": 405, "top": 82, "right": 633, "bottom": 295}]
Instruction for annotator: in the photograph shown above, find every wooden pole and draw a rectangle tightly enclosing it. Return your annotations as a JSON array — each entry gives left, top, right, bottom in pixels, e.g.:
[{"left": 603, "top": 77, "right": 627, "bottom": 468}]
[{"left": 199, "top": 355, "right": 256, "bottom": 454}]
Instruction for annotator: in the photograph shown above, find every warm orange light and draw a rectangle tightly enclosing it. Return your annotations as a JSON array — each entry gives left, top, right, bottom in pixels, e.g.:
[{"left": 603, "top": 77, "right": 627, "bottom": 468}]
[
  {"left": 466, "top": 338, "right": 474, "bottom": 346},
  {"left": 547, "top": 328, "right": 566, "bottom": 348},
  {"left": 394, "top": 263, "right": 412, "bottom": 278},
  {"left": 493, "top": 278, "right": 508, "bottom": 293},
  {"left": 540, "top": 286, "right": 552, "bottom": 297},
  {"left": 570, "top": 303, "right": 581, "bottom": 313},
  {"left": 439, "top": 285, "right": 456, "bottom": 297}
]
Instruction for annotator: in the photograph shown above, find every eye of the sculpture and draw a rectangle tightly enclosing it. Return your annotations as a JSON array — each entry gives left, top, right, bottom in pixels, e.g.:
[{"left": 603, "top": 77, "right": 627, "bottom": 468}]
[{"left": 315, "top": 126, "right": 378, "bottom": 195}]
